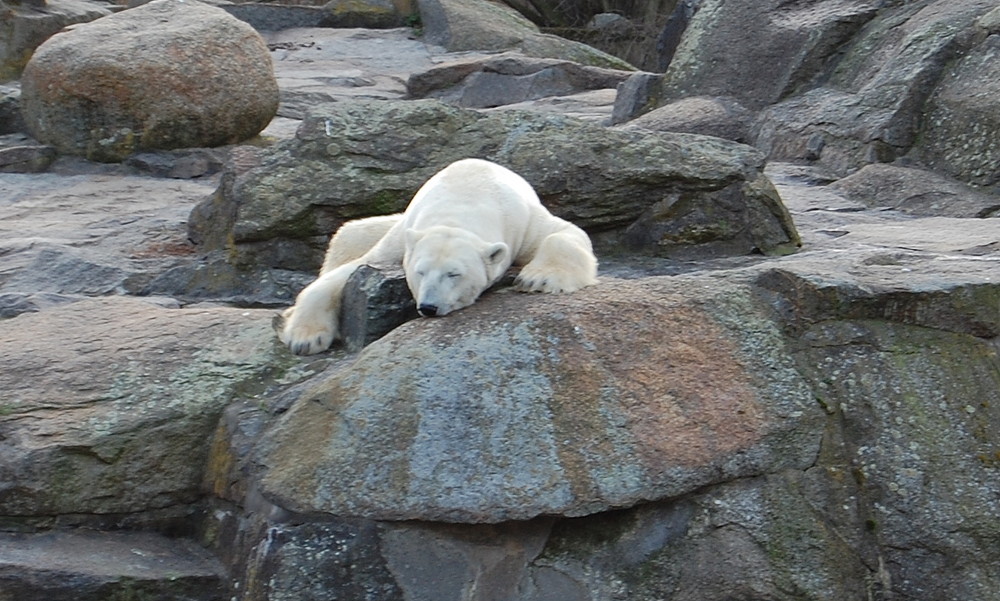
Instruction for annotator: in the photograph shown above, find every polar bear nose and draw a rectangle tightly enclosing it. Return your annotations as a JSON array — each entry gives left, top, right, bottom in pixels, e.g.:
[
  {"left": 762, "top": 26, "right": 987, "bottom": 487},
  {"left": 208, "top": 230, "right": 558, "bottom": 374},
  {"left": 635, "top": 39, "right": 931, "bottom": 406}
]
[{"left": 418, "top": 304, "right": 439, "bottom": 317}]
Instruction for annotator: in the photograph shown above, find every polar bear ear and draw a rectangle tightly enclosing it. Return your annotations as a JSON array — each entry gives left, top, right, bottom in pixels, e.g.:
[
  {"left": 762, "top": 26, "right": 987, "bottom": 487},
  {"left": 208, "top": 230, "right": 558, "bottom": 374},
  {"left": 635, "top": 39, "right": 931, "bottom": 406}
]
[
  {"left": 405, "top": 228, "right": 425, "bottom": 249},
  {"left": 483, "top": 242, "right": 509, "bottom": 266}
]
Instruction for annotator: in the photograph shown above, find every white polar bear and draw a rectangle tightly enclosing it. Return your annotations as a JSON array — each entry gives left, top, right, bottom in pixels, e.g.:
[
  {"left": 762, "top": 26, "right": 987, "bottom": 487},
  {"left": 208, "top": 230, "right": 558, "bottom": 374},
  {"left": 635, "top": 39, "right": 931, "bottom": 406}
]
[{"left": 279, "top": 158, "right": 598, "bottom": 355}]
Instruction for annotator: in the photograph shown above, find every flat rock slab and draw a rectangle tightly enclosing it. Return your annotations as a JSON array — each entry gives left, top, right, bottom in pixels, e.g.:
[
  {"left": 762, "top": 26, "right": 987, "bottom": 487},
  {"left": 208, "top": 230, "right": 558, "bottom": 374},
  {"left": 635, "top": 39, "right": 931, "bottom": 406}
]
[
  {"left": 0, "top": 296, "right": 317, "bottom": 517},
  {"left": 0, "top": 171, "right": 214, "bottom": 308},
  {"left": 0, "top": 530, "right": 226, "bottom": 601}
]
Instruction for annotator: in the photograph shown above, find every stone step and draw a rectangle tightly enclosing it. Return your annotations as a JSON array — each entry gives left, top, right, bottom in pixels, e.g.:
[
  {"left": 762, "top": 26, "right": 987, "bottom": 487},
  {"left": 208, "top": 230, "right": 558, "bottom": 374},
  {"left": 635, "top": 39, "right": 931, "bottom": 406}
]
[{"left": 0, "top": 530, "right": 228, "bottom": 601}]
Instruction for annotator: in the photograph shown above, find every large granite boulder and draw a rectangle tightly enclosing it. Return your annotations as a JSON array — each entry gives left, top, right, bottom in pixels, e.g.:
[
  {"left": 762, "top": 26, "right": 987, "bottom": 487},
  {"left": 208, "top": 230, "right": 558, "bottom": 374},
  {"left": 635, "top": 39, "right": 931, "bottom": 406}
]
[
  {"left": 254, "top": 276, "right": 823, "bottom": 522},
  {"left": 201, "top": 244, "right": 1000, "bottom": 600},
  {"left": 188, "top": 99, "right": 799, "bottom": 272},
  {"left": 20, "top": 0, "right": 279, "bottom": 162}
]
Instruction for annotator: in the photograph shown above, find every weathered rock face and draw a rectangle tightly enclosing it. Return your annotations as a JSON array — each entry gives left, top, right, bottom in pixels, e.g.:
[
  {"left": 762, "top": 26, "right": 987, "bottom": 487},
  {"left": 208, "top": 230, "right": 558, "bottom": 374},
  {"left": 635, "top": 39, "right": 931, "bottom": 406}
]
[
  {"left": 201, "top": 243, "right": 1000, "bottom": 600},
  {"left": 0, "top": 530, "right": 228, "bottom": 601},
  {"left": 619, "top": 95, "right": 754, "bottom": 144},
  {"left": 416, "top": 0, "right": 634, "bottom": 69},
  {"left": 828, "top": 163, "right": 1000, "bottom": 218},
  {"left": 0, "top": 0, "right": 111, "bottom": 81},
  {"left": 915, "top": 9, "right": 1000, "bottom": 186},
  {"left": 751, "top": 0, "right": 1000, "bottom": 176},
  {"left": 406, "top": 53, "right": 633, "bottom": 109},
  {"left": 0, "top": 297, "right": 303, "bottom": 522},
  {"left": 20, "top": 0, "right": 279, "bottom": 162},
  {"left": 255, "top": 277, "right": 823, "bottom": 522},
  {"left": 188, "top": 99, "right": 799, "bottom": 272},
  {"left": 659, "top": 0, "right": 882, "bottom": 110}
]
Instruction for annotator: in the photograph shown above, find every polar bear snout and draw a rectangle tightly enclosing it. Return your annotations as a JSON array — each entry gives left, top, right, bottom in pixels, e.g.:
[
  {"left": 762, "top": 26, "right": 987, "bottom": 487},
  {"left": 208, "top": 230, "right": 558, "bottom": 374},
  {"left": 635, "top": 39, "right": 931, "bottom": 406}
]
[{"left": 418, "top": 304, "right": 439, "bottom": 317}]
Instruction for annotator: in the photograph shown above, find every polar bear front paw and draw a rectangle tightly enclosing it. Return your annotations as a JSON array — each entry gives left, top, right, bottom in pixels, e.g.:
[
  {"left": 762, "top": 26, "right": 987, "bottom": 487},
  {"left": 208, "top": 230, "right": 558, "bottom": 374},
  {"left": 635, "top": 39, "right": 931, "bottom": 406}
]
[
  {"left": 514, "top": 265, "right": 590, "bottom": 294},
  {"left": 277, "top": 306, "right": 337, "bottom": 355}
]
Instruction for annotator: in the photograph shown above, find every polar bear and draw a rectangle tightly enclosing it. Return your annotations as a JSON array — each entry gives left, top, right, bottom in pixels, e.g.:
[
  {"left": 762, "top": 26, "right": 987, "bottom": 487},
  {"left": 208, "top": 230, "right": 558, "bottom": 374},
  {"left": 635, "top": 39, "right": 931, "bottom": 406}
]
[{"left": 279, "top": 158, "right": 598, "bottom": 355}]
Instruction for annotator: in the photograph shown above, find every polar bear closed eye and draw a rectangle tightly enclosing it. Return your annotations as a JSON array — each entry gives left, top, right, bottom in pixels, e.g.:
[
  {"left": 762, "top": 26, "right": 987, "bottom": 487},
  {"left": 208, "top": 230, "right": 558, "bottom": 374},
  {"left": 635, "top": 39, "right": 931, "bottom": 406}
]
[
  {"left": 279, "top": 158, "right": 598, "bottom": 355},
  {"left": 404, "top": 227, "right": 509, "bottom": 317}
]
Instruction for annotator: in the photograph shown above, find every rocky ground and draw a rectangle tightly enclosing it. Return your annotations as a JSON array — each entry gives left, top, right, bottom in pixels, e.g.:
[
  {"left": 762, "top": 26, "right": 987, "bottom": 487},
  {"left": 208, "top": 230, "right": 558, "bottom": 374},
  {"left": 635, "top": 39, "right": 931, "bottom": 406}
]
[{"left": 1, "top": 2, "right": 1000, "bottom": 600}]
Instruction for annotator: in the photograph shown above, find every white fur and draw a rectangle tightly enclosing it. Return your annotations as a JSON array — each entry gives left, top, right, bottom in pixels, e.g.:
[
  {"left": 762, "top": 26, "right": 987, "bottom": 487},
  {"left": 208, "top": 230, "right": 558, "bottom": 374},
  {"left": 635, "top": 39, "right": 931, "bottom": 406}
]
[{"left": 279, "top": 158, "right": 598, "bottom": 355}]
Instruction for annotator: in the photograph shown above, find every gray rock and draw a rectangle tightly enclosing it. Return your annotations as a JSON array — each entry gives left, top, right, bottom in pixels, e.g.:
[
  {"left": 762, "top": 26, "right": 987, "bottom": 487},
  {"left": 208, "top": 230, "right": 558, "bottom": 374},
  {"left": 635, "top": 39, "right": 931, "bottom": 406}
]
[
  {"left": 322, "top": 0, "right": 412, "bottom": 28},
  {"left": 753, "top": 1, "right": 999, "bottom": 174},
  {"left": 0, "top": 530, "right": 227, "bottom": 601},
  {"left": 406, "top": 53, "right": 632, "bottom": 109},
  {"left": 917, "top": 30, "right": 1000, "bottom": 186},
  {"left": 20, "top": 0, "right": 279, "bottom": 162},
  {"left": 660, "top": 0, "right": 881, "bottom": 109},
  {"left": 416, "top": 0, "right": 633, "bottom": 70},
  {"left": 0, "top": 84, "right": 24, "bottom": 133},
  {"left": 608, "top": 71, "right": 664, "bottom": 125},
  {"left": 618, "top": 95, "right": 754, "bottom": 144},
  {"left": 188, "top": 99, "right": 799, "bottom": 271},
  {"left": 0, "top": 170, "right": 217, "bottom": 304},
  {"left": 0, "top": 296, "right": 318, "bottom": 518},
  {"left": 339, "top": 264, "right": 416, "bottom": 352},
  {"left": 0, "top": 0, "right": 111, "bottom": 81},
  {"left": 0, "top": 140, "right": 56, "bottom": 173},
  {"left": 828, "top": 163, "right": 1000, "bottom": 217},
  {"left": 221, "top": 3, "right": 328, "bottom": 30}
]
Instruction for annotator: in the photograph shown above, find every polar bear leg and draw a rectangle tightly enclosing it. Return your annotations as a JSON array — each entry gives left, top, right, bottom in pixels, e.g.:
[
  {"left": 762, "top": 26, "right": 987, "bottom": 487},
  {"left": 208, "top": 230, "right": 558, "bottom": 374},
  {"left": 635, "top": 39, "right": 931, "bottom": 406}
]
[
  {"left": 321, "top": 214, "right": 402, "bottom": 274},
  {"left": 279, "top": 260, "right": 363, "bottom": 355},
  {"left": 515, "top": 226, "right": 598, "bottom": 293},
  {"left": 281, "top": 220, "right": 407, "bottom": 355}
]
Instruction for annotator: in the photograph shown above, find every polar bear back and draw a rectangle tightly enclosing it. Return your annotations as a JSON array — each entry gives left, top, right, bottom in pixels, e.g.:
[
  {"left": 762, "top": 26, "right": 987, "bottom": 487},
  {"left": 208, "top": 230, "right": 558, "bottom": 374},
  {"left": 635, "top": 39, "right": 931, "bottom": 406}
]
[{"left": 403, "top": 158, "right": 549, "bottom": 257}]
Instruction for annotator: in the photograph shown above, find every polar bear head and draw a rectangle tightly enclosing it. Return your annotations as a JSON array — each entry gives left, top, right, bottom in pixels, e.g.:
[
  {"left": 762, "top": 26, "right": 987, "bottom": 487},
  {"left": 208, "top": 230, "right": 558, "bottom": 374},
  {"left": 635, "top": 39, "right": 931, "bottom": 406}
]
[{"left": 404, "top": 226, "right": 509, "bottom": 317}]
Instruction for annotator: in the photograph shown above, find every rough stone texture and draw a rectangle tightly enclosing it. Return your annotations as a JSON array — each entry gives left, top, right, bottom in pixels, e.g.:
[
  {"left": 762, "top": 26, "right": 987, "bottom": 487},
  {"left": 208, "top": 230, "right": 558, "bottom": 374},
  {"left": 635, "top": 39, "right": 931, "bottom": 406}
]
[
  {"left": 20, "top": 0, "right": 279, "bottom": 161},
  {"left": 406, "top": 53, "right": 632, "bottom": 109},
  {"left": 0, "top": 530, "right": 227, "bottom": 601},
  {"left": 753, "top": 0, "right": 1000, "bottom": 175},
  {"left": 416, "top": 0, "right": 633, "bottom": 69},
  {"left": 188, "top": 99, "right": 799, "bottom": 272},
  {"left": 660, "top": 0, "right": 881, "bottom": 110},
  {"left": 829, "top": 163, "right": 1000, "bottom": 218},
  {"left": 262, "top": 27, "right": 456, "bottom": 121},
  {"left": 608, "top": 71, "right": 663, "bottom": 125},
  {"left": 0, "top": 297, "right": 309, "bottom": 519},
  {"left": 0, "top": 84, "right": 24, "bottom": 134},
  {"left": 203, "top": 224, "right": 1000, "bottom": 599},
  {"left": 0, "top": 0, "right": 111, "bottom": 81},
  {"left": 916, "top": 26, "right": 1000, "bottom": 186},
  {"left": 0, "top": 137, "right": 56, "bottom": 172},
  {"left": 256, "top": 276, "right": 824, "bottom": 522},
  {"left": 222, "top": 4, "right": 328, "bottom": 30},
  {"left": 339, "top": 264, "right": 417, "bottom": 352},
  {"left": 619, "top": 95, "right": 755, "bottom": 144},
  {"left": 0, "top": 171, "right": 222, "bottom": 312},
  {"left": 4, "top": 11, "right": 1000, "bottom": 601},
  {"left": 322, "top": 0, "right": 413, "bottom": 28}
]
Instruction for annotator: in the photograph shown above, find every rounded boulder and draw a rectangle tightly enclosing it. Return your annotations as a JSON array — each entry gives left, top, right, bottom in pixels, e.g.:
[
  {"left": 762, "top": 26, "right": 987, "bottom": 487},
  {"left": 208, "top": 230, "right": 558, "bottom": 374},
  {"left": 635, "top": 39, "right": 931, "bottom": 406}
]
[{"left": 20, "top": 0, "right": 279, "bottom": 162}]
